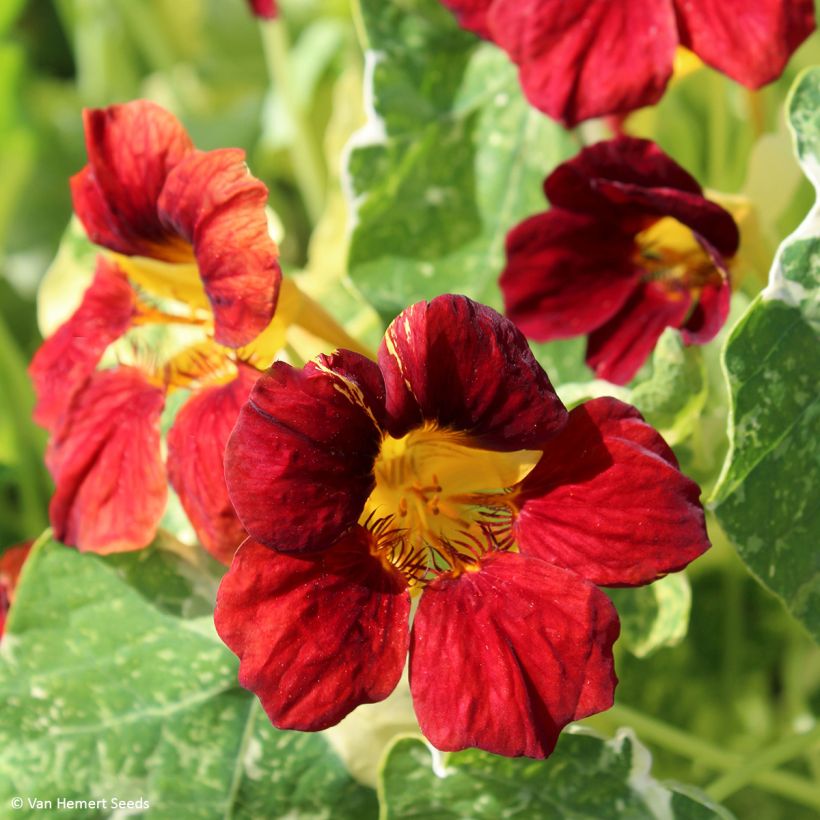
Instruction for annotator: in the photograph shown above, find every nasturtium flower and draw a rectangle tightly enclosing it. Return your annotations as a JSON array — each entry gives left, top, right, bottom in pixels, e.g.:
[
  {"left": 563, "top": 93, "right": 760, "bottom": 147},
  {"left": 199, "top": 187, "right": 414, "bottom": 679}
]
[
  {"left": 440, "top": 0, "right": 815, "bottom": 125},
  {"left": 247, "top": 0, "right": 277, "bottom": 19},
  {"left": 0, "top": 543, "right": 32, "bottom": 638},
  {"left": 30, "top": 100, "right": 284, "bottom": 562},
  {"left": 500, "top": 137, "right": 740, "bottom": 385},
  {"left": 215, "top": 294, "right": 710, "bottom": 758}
]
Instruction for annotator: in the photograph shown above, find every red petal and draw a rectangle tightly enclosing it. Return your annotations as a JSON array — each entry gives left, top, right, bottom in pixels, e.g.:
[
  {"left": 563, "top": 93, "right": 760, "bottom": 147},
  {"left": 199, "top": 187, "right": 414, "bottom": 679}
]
[
  {"left": 546, "top": 137, "right": 701, "bottom": 218},
  {"left": 681, "top": 276, "right": 731, "bottom": 345},
  {"left": 167, "top": 367, "right": 258, "bottom": 565},
  {"left": 225, "top": 352, "right": 385, "bottom": 553},
  {"left": 501, "top": 209, "right": 639, "bottom": 342},
  {"left": 46, "top": 368, "right": 166, "bottom": 554},
  {"left": 215, "top": 531, "right": 410, "bottom": 730},
  {"left": 70, "top": 101, "right": 194, "bottom": 260},
  {"left": 410, "top": 551, "right": 619, "bottom": 758},
  {"left": 379, "top": 294, "right": 567, "bottom": 449},
  {"left": 29, "top": 258, "right": 136, "bottom": 431},
  {"left": 515, "top": 398, "right": 709, "bottom": 587},
  {"left": 585, "top": 281, "right": 692, "bottom": 384},
  {"left": 247, "top": 0, "right": 277, "bottom": 19},
  {"left": 485, "top": 1, "right": 677, "bottom": 126},
  {"left": 544, "top": 139, "right": 740, "bottom": 259},
  {"left": 158, "top": 148, "right": 281, "bottom": 348},
  {"left": 675, "top": 0, "right": 815, "bottom": 89},
  {"left": 440, "top": 0, "right": 494, "bottom": 37}
]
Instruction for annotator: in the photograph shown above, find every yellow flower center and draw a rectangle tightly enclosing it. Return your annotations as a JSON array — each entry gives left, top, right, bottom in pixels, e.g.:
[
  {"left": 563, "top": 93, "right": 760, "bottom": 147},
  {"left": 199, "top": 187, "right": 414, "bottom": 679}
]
[
  {"left": 636, "top": 217, "right": 723, "bottom": 293},
  {"left": 361, "top": 426, "right": 541, "bottom": 587}
]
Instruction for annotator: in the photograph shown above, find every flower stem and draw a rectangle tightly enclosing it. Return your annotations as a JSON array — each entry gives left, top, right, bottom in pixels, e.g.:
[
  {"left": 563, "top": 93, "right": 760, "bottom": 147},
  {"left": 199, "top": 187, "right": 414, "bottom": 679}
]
[
  {"left": 598, "top": 704, "right": 820, "bottom": 810},
  {"left": 707, "top": 73, "right": 730, "bottom": 190},
  {"left": 706, "top": 723, "right": 820, "bottom": 803},
  {"left": 258, "top": 19, "right": 326, "bottom": 224}
]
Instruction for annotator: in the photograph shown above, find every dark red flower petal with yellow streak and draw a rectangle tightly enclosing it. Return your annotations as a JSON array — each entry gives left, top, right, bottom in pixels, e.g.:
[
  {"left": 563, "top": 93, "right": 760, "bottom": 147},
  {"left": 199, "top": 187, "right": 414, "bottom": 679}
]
[
  {"left": 379, "top": 294, "right": 567, "bottom": 449},
  {"left": 485, "top": 0, "right": 678, "bottom": 127},
  {"left": 46, "top": 367, "right": 166, "bottom": 554},
  {"left": 247, "top": 0, "right": 277, "bottom": 19},
  {"left": 514, "top": 398, "right": 708, "bottom": 587},
  {"left": 158, "top": 148, "right": 281, "bottom": 348},
  {"left": 675, "top": 0, "right": 815, "bottom": 89},
  {"left": 225, "top": 351, "right": 385, "bottom": 554},
  {"left": 167, "top": 367, "right": 258, "bottom": 565},
  {"left": 215, "top": 532, "right": 410, "bottom": 731},
  {"left": 29, "top": 258, "right": 136, "bottom": 431},
  {"left": 410, "top": 550, "right": 619, "bottom": 758},
  {"left": 501, "top": 210, "right": 638, "bottom": 343},
  {"left": 71, "top": 101, "right": 194, "bottom": 261}
]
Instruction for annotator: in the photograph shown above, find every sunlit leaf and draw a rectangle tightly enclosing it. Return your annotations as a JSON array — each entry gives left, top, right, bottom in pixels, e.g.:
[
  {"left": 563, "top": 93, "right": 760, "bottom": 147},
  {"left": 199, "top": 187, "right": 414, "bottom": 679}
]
[
  {"left": 712, "top": 67, "right": 820, "bottom": 643},
  {"left": 379, "top": 731, "right": 732, "bottom": 819},
  {"left": 0, "top": 537, "right": 378, "bottom": 818}
]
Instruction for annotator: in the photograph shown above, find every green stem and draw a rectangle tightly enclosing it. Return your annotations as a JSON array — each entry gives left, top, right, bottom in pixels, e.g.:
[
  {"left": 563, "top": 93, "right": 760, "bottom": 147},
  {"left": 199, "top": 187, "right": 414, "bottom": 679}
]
[
  {"left": 259, "top": 20, "right": 326, "bottom": 224},
  {"left": 706, "top": 724, "right": 820, "bottom": 803},
  {"left": 72, "top": 0, "right": 109, "bottom": 104},
  {"left": 707, "top": 73, "right": 729, "bottom": 190},
  {"left": 721, "top": 565, "right": 742, "bottom": 704},
  {"left": 599, "top": 705, "right": 820, "bottom": 810}
]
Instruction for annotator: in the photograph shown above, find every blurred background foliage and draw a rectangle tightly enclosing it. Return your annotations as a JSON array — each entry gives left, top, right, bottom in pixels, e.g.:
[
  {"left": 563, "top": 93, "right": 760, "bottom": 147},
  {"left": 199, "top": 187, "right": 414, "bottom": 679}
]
[{"left": 0, "top": 1, "right": 818, "bottom": 818}]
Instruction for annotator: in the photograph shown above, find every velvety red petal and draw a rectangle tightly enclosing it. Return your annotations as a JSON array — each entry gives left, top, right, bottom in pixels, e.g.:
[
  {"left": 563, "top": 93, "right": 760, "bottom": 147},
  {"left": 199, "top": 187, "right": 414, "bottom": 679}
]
[
  {"left": 675, "top": 0, "right": 815, "bottom": 89},
  {"left": 158, "top": 148, "right": 281, "bottom": 348},
  {"left": 585, "top": 281, "right": 692, "bottom": 384},
  {"left": 379, "top": 294, "right": 567, "bottom": 449},
  {"left": 681, "top": 276, "right": 731, "bottom": 345},
  {"left": 29, "top": 257, "right": 136, "bottom": 431},
  {"left": 410, "top": 550, "right": 619, "bottom": 758},
  {"left": 46, "top": 367, "right": 166, "bottom": 554},
  {"left": 167, "top": 367, "right": 258, "bottom": 565},
  {"left": 215, "top": 531, "right": 410, "bottom": 731},
  {"left": 501, "top": 209, "right": 639, "bottom": 342},
  {"left": 545, "top": 137, "right": 703, "bottom": 222},
  {"left": 485, "top": 0, "right": 678, "bottom": 126},
  {"left": 70, "top": 101, "right": 194, "bottom": 260},
  {"left": 225, "top": 352, "right": 385, "bottom": 553},
  {"left": 544, "top": 138, "right": 740, "bottom": 260},
  {"left": 515, "top": 397, "right": 709, "bottom": 587},
  {"left": 598, "top": 183, "right": 740, "bottom": 260},
  {"left": 247, "top": 0, "right": 277, "bottom": 19},
  {"left": 440, "top": 0, "right": 494, "bottom": 38}
]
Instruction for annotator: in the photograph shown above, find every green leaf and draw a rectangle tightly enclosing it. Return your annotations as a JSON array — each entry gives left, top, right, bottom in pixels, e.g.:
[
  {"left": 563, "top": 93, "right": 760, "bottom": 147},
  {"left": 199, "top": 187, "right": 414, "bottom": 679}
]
[
  {"left": 379, "top": 731, "right": 733, "bottom": 819},
  {"left": 609, "top": 574, "right": 692, "bottom": 658},
  {"left": 345, "top": 0, "right": 575, "bottom": 323},
  {"left": 712, "top": 67, "right": 820, "bottom": 643},
  {"left": 0, "top": 537, "right": 378, "bottom": 819},
  {"left": 630, "top": 330, "right": 708, "bottom": 447}
]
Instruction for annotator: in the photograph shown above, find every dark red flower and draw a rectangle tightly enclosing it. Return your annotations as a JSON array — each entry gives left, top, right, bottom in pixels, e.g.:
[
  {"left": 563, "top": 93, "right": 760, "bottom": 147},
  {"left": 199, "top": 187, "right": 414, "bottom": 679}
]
[
  {"left": 500, "top": 137, "right": 740, "bottom": 384},
  {"left": 216, "top": 294, "right": 709, "bottom": 758},
  {"left": 0, "top": 542, "right": 33, "bottom": 638},
  {"left": 30, "top": 100, "right": 286, "bottom": 560},
  {"left": 247, "top": 0, "right": 277, "bottom": 19},
  {"left": 440, "top": 0, "right": 815, "bottom": 125}
]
